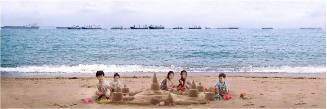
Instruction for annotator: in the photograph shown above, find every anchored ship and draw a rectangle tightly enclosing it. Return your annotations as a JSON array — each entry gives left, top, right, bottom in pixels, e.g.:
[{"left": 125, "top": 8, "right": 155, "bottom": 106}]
[
  {"left": 173, "top": 27, "right": 183, "bottom": 29},
  {"left": 56, "top": 27, "right": 69, "bottom": 29},
  {"left": 1, "top": 24, "right": 39, "bottom": 29},
  {"left": 188, "top": 26, "right": 201, "bottom": 29},
  {"left": 216, "top": 27, "right": 239, "bottom": 29},
  {"left": 67, "top": 25, "right": 102, "bottom": 29},
  {"left": 149, "top": 25, "right": 164, "bottom": 29},
  {"left": 130, "top": 25, "right": 148, "bottom": 29},
  {"left": 262, "top": 28, "right": 273, "bottom": 29}
]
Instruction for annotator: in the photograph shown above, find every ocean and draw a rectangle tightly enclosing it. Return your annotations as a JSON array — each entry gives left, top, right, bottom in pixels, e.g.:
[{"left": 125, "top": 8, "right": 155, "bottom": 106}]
[{"left": 0, "top": 28, "right": 325, "bottom": 77}]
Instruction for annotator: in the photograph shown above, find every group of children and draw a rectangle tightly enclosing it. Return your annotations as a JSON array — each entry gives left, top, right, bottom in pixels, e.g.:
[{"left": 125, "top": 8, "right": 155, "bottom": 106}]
[
  {"left": 95, "top": 71, "right": 122, "bottom": 99},
  {"left": 159, "top": 70, "right": 229, "bottom": 96},
  {"left": 95, "top": 70, "right": 230, "bottom": 100}
]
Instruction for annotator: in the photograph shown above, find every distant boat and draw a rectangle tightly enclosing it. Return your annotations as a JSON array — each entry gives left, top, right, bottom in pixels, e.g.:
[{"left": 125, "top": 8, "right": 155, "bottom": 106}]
[
  {"left": 56, "top": 27, "right": 69, "bottom": 29},
  {"left": 67, "top": 26, "right": 81, "bottom": 29},
  {"left": 67, "top": 25, "right": 102, "bottom": 29},
  {"left": 299, "top": 28, "right": 321, "bottom": 29},
  {"left": 188, "top": 26, "right": 201, "bottom": 29},
  {"left": 111, "top": 26, "right": 123, "bottom": 30},
  {"left": 1, "top": 24, "right": 39, "bottom": 29},
  {"left": 130, "top": 25, "right": 148, "bottom": 29},
  {"left": 172, "top": 27, "right": 183, "bottom": 29},
  {"left": 216, "top": 27, "right": 239, "bottom": 29},
  {"left": 149, "top": 25, "right": 164, "bottom": 29},
  {"left": 262, "top": 28, "right": 273, "bottom": 29}
]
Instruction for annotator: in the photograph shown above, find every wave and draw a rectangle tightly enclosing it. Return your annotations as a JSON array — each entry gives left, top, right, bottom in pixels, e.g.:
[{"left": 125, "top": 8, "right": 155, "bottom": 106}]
[
  {"left": 0, "top": 64, "right": 325, "bottom": 74},
  {"left": 0, "top": 64, "right": 178, "bottom": 73}
]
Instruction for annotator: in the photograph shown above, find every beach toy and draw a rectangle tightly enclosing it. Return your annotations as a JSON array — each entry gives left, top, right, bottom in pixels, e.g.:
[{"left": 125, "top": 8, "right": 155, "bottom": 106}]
[
  {"left": 240, "top": 93, "right": 246, "bottom": 98},
  {"left": 215, "top": 95, "right": 221, "bottom": 101},
  {"left": 83, "top": 98, "right": 93, "bottom": 104},
  {"left": 222, "top": 95, "right": 232, "bottom": 100},
  {"left": 96, "top": 98, "right": 108, "bottom": 104}
]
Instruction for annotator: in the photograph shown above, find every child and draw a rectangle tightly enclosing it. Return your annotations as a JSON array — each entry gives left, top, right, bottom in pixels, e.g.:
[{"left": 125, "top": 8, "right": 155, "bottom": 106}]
[
  {"left": 95, "top": 70, "right": 110, "bottom": 99},
  {"left": 215, "top": 73, "right": 229, "bottom": 96},
  {"left": 177, "top": 70, "right": 192, "bottom": 93},
  {"left": 160, "top": 71, "right": 175, "bottom": 91},
  {"left": 109, "top": 73, "right": 122, "bottom": 92}
]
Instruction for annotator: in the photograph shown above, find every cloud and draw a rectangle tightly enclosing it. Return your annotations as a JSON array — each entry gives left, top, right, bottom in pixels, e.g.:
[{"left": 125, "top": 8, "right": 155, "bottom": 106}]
[{"left": 1, "top": 0, "right": 325, "bottom": 28}]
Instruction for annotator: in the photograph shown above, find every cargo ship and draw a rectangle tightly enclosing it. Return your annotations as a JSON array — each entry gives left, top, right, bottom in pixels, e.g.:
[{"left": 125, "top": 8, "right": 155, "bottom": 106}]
[
  {"left": 216, "top": 27, "right": 239, "bottom": 29},
  {"left": 56, "top": 27, "right": 69, "bottom": 29},
  {"left": 172, "top": 27, "right": 183, "bottom": 29},
  {"left": 130, "top": 25, "right": 148, "bottom": 29},
  {"left": 67, "top": 25, "right": 102, "bottom": 29},
  {"left": 299, "top": 28, "right": 321, "bottom": 29},
  {"left": 262, "top": 28, "right": 273, "bottom": 29},
  {"left": 149, "top": 25, "right": 164, "bottom": 29},
  {"left": 1, "top": 24, "right": 39, "bottom": 29},
  {"left": 188, "top": 26, "right": 201, "bottom": 29}
]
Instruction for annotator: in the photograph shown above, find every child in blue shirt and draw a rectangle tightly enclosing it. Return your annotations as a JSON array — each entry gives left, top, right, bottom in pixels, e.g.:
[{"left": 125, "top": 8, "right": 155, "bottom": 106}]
[{"left": 215, "top": 73, "right": 229, "bottom": 96}]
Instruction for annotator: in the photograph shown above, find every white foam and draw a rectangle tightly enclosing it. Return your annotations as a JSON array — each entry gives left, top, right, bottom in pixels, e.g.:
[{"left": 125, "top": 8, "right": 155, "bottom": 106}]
[
  {"left": 243, "top": 66, "right": 326, "bottom": 73},
  {"left": 0, "top": 64, "right": 325, "bottom": 74},
  {"left": 0, "top": 64, "right": 178, "bottom": 73}
]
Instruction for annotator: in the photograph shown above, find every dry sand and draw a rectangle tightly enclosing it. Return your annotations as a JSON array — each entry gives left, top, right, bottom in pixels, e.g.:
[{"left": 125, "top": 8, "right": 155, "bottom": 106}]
[{"left": 1, "top": 74, "right": 325, "bottom": 108}]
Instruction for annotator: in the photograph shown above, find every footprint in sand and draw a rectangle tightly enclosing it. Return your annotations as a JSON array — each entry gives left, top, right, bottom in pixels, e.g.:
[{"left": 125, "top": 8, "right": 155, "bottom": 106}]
[
  {"left": 259, "top": 105, "right": 265, "bottom": 108},
  {"left": 243, "top": 103, "right": 255, "bottom": 106},
  {"left": 295, "top": 102, "right": 307, "bottom": 105}
]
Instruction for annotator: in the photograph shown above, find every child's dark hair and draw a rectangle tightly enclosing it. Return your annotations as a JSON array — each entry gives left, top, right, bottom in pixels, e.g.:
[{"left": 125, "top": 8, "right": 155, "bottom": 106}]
[
  {"left": 180, "top": 70, "right": 187, "bottom": 75},
  {"left": 96, "top": 70, "right": 105, "bottom": 77},
  {"left": 114, "top": 73, "right": 120, "bottom": 78},
  {"left": 166, "top": 71, "right": 174, "bottom": 79},
  {"left": 218, "top": 73, "right": 226, "bottom": 78}
]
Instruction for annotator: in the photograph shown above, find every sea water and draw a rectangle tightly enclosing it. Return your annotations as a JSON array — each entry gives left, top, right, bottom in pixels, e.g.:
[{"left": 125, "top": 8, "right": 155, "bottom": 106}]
[{"left": 0, "top": 28, "right": 325, "bottom": 76}]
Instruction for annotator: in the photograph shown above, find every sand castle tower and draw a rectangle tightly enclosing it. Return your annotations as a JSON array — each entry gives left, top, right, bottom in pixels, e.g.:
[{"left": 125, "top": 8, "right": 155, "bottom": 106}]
[
  {"left": 151, "top": 73, "right": 160, "bottom": 91},
  {"left": 112, "top": 87, "right": 123, "bottom": 102},
  {"left": 188, "top": 80, "right": 198, "bottom": 97},
  {"left": 122, "top": 84, "right": 130, "bottom": 96},
  {"left": 204, "top": 92, "right": 215, "bottom": 101},
  {"left": 164, "top": 93, "right": 174, "bottom": 106},
  {"left": 197, "top": 82, "right": 204, "bottom": 92}
]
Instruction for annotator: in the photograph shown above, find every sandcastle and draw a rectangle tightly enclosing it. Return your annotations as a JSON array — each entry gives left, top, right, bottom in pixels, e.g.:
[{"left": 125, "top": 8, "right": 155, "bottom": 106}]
[
  {"left": 126, "top": 73, "right": 208, "bottom": 105},
  {"left": 111, "top": 87, "right": 123, "bottom": 102},
  {"left": 122, "top": 84, "right": 129, "bottom": 95},
  {"left": 104, "top": 73, "right": 211, "bottom": 106},
  {"left": 188, "top": 80, "right": 198, "bottom": 97},
  {"left": 197, "top": 82, "right": 204, "bottom": 92}
]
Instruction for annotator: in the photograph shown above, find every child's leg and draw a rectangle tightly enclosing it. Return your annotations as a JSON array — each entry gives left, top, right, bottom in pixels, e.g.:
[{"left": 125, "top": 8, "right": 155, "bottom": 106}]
[
  {"left": 96, "top": 90, "right": 105, "bottom": 100},
  {"left": 105, "top": 90, "right": 111, "bottom": 99}
]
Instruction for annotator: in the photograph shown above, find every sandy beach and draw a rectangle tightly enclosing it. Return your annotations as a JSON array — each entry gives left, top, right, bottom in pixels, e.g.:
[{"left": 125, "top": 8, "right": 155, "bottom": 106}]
[{"left": 1, "top": 73, "right": 325, "bottom": 108}]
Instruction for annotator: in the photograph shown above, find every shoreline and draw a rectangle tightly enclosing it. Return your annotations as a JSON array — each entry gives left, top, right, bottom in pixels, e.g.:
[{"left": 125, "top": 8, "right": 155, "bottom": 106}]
[{"left": 1, "top": 71, "right": 325, "bottom": 78}]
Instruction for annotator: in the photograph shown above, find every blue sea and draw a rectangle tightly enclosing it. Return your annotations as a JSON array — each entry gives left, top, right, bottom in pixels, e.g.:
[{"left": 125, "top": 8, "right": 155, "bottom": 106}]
[{"left": 0, "top": 28, "right": 326, "bottom": 77}]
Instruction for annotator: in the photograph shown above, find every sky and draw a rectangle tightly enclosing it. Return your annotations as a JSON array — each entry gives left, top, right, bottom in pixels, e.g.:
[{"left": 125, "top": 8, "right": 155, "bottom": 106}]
[{"left": 1, "top": 0, "right": 326, "bottom": 28}]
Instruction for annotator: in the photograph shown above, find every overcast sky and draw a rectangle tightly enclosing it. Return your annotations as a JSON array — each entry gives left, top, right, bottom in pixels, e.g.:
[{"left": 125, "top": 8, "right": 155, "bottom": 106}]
[{"left": 1, "top": 0, "right": 325, "bottom": 28}]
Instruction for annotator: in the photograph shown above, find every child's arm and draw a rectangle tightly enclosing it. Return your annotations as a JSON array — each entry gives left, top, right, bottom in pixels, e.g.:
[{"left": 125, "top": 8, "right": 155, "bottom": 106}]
[
  {"left": 215, "top": 83, "right": 220, "bottom": 95},
  {"left": 225, "top": 81, "right": 229, "bottom": 93}
]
